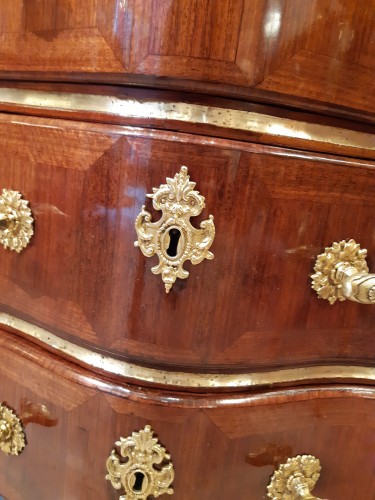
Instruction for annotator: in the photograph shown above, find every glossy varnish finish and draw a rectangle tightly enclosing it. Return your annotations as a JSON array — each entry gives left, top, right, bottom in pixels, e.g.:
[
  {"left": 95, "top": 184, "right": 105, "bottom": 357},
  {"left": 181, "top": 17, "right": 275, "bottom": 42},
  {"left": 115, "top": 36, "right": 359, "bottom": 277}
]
[
  {"left": 0, "top": 113, "right": 373, "bottom": 371},
  {"left": 0, "top": 331, "right": 374, "bottom": 500},
  {"left": 0, "top": 2, "right": 373, "bottom": 498},
  {"left": 0, "top": 1, "right": 374, "bottom": 116}
]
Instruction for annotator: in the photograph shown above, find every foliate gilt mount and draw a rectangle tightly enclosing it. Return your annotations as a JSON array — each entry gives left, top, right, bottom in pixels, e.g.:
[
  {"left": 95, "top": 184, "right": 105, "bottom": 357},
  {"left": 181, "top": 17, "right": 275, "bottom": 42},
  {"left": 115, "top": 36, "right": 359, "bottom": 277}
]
[
  {"left": 0, "top": 403, "right": 26, "bottom": 456},
  {"left": 267, "top": 455, "right": 321, "bottom": 500},
  {"left": 311, "top": 239, "right": 374, "bottom": 305},
  {"left": 134, "top": 166, "right": 215, "bottom": 292},
  {"left": 105, "top": 425, "right": 174, "bottom": 499},
  {"left": 0, "top": 189, "right": 34, "bottom": 253}
]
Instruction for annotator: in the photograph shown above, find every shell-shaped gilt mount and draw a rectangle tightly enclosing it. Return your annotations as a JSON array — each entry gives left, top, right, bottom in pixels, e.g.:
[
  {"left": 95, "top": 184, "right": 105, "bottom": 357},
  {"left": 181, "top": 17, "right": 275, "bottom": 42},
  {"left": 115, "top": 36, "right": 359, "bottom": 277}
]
[
  {"left": 311, "top": 239, "right": 369, "bottom": 304},
  {"left": 267, "top": 455, "right": 321, "bottom": 499},
  {"left": 106, "top": 425, "right": 174, "bottom": 499},
  {"left": 134, "top": 166, "right": 215, "bottom": 292},
  {"left": 0, "top": 403, "right": 26, "bottom": 455},
  {"left": 0, "top": 189, "right": 34, "bottom": 252}
]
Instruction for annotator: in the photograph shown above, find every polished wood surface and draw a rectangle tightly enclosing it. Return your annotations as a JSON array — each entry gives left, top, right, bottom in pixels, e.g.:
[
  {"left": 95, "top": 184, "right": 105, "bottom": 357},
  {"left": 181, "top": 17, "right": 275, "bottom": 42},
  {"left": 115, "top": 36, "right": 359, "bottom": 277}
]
[
  {"left": 0, "top": 113, "right": 373, "bottom": 371},
  {"left": 0, "top": 331, "right": 374, "bottom": 500},
  {"left": 0, "top": 0, "right": 374, "bottom": 117},
  {"left": 0, "top": 3, "right": 373, "bottom": 498}
]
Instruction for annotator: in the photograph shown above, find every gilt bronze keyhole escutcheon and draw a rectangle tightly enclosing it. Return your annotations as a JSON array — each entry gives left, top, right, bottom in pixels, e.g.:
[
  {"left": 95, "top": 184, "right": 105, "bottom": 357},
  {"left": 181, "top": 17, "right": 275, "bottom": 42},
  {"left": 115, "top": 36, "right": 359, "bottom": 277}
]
[
  {"left": 134, "top": 166, "right": 215, "bottom": 292},
  {"left": 105, "top": 425, "right": 174, "bottom": 499}
]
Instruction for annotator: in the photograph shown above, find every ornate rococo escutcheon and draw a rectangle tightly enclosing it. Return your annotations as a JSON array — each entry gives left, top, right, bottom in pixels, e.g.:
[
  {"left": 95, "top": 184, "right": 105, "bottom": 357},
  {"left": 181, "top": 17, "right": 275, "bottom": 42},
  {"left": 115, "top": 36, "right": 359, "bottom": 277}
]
[
  {"left": 0, "top": 403, "right": 26, "bottom": 455},
  {"left": 134, "top": 166, "right": 215, "bottom": 292},
  {"left": 106, "top": 425, "right": 174, "bottom": 499},
  {"left": 0, "top": 189, "right": 34, "bottom": 253}
]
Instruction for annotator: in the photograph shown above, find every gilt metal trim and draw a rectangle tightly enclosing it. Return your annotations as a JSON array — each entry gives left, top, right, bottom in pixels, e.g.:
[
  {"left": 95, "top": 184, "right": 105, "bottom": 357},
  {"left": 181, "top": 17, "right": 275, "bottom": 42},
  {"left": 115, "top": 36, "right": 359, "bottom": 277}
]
[
  {"left": 134, "top": 167, "right": 215, "bottom": 292},
  {"left": 1, "top": 313, "right": 375, "bottom": 389},
  {"left": 0, "top": 88, "right": 374, "bottom": 156},
  {"left": 106, "top": 425, "right": 174, "bottom": 499}
]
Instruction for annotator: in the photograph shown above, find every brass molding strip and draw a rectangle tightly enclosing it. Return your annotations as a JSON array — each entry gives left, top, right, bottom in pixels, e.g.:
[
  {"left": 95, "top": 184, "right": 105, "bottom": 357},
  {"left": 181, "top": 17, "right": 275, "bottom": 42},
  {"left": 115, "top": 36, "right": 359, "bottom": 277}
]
[
  {"left": 0, "top": 88, "right": 374, "bottom": 153},
  {"left": 0, "top": 313, "right": 374, "bottom": 389}
]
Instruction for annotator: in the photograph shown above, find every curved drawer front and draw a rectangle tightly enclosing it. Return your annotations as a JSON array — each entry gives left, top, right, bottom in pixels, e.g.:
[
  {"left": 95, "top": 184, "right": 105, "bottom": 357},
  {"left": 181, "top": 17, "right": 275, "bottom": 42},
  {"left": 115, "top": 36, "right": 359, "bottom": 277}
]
[
  {"left": 0, "top": 113, "right": 374, "bottom": 371},
  {"left": 0, "top": 1, "right": 373, "bottom": 116},
  {"left": 0, "top": 332, "right": 374, "bottom": 500}
]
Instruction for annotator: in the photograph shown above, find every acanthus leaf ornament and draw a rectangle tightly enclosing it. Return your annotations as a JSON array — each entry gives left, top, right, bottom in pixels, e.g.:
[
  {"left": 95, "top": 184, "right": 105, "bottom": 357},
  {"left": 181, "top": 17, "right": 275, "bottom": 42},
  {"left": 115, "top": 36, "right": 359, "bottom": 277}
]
[
  {"left": 134, "top": 166, "right": 215, "bottom": 292},
  {"left": 0, "top": 403, "right": 26, "bottom": 455},
  {"left": 267, "top": 455, "right": 322, "bottom": 499},
  {"left": 312, "top": 239, "right": 375, "bottom": 305},
  {"left": 105, "top": 425, "right": 174, "bottom": 499},
  {"left": 0, "top": 189, "right": 34, "bottom": 253}
]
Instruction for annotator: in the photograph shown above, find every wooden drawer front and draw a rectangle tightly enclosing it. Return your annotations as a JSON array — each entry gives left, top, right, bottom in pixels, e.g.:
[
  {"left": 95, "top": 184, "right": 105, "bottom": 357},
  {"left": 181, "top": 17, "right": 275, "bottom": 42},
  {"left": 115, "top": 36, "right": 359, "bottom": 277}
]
[
  {"left": 0, "top": 114, "right": 374, "bottom": 371},
  {"left": 0, "top": 1, "right": 373, "bottom": 115},
  {"left": 0, "top": 333, "right": 374, "bottom": 500}
]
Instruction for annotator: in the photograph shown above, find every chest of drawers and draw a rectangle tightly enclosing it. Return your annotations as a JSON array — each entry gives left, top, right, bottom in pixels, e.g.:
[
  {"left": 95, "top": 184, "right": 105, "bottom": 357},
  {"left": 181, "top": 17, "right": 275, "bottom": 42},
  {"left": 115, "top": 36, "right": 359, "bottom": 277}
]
[{"left": 0, "top": 2, "right": 374, "bottom": 499}]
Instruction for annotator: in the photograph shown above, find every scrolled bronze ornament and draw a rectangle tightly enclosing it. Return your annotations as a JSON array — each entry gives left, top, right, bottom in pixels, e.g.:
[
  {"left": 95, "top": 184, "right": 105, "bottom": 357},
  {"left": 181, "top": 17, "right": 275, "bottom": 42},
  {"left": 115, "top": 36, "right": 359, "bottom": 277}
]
[
  {"left": 134, "top": 166, "right": 215, "bottom": 292},
  {"left": 312, "top": 239, "right": 375, "bottom": 305},
  {"left": 0, "top": 189, "right": 34, "bottom": 252},
  {"left": 267, "top": 455, "right": 322, "bottom": 499},
  {"left": 0, "top": 403, "right": 26, "bottom": 455},
  {"left": 106, "top": 425, "right": 174, "bottom": 499}
]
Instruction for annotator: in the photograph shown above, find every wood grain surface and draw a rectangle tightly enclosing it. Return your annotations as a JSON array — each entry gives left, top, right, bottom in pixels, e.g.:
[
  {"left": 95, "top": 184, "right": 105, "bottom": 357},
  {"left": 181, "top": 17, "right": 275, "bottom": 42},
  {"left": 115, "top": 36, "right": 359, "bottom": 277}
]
[
  {"left": 0, "top": 331, "right": 374, "bottom": 500},
  {"left": 0, "top": 0, "right": 373, "bottom": 117},
  {"left": 0, "top": 113, "right": 373, "bottom": 371}
]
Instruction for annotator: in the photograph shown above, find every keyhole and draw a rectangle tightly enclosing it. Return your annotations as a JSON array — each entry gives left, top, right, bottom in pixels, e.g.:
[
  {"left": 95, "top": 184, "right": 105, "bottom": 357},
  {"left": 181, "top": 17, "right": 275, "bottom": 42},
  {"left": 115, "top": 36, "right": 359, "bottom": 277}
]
[
  {"left": 166, "top": 228, "right": 181, "bottom": 257},
  {"left": 133, "top": 472, "right": 145, "bottom": 492}
]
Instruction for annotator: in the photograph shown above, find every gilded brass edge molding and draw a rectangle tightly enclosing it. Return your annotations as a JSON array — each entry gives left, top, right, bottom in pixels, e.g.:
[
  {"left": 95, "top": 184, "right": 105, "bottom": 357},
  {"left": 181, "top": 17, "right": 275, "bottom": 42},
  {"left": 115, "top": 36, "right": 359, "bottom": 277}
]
[
  {"left": 0, "top": 88, "right": 374, "bottom": 153},
  {"left": 0, "top": 313, "right": 374, "bottom": 389}
]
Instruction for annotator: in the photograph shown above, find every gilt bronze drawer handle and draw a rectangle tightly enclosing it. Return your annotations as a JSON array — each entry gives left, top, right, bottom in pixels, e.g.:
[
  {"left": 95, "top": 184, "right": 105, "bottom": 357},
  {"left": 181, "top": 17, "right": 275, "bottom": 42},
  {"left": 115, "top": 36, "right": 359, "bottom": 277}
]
[
  {"left": 0, "top": 189, "right": 34, "bottom": 253},
  {"left": 267, "top": 455, "right": 322, "bottom": 499},
  {"left": 312, "top": 239, "right": 375, "bottom": 305},
  {"left": 134, "top": 166, "right": 215, "bottom": 292},
  {"left": 105, "top": 425, "right": 174, "bottom": 499},
  {"left": 0, "top": 403, "right": 26, "bottom": 455}
]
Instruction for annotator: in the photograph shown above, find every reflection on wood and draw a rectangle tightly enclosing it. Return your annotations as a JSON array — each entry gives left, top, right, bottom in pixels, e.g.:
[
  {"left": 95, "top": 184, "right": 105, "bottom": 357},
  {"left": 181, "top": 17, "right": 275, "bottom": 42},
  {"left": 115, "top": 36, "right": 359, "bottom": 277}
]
[{"left": 0, "top": 0, "right": 373, "bottom": 116}]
